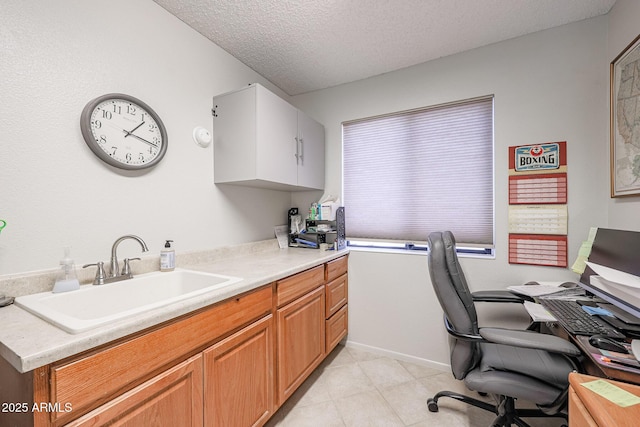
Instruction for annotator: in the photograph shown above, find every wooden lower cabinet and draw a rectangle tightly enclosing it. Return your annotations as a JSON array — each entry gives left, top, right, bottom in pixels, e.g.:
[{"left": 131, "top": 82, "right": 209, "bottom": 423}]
[
  {"left": 569, "top": 386, "right": 597, "bottom": 427},
  {"left": 325, "top": 273, "right": 347, "bottom": 318},
  {"left": 68, "top": 315, "right": 275, "bottom": 427},
  {"left": 326, "top": 304, "right": 348, "bottom": 353},
  {"left": 67, "top": 354, "right": 203, "bottom": 427},
  {"left": 276, "top": 285, "right": 325, "bottom": 404},
  {"left": 11, "top": 257, "right": 349, "bottom": 427},
  {"left": 204, "top": 315, "right": 274, "bottom": 427},
  {"left": 46, "top": 286, "right": 272, "bottom": 426},
  {"left": 568, "top": 372, "right": 640, "bottom": 427},
  {"left": 325, "top": 271, "right": 348, "bottom": 353}
]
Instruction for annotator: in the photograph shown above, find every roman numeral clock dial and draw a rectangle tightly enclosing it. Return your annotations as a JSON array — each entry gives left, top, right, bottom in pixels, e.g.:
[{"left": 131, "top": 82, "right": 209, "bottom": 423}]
[{"left": 80, "top": 94, "right": 168, "bottom": 170}]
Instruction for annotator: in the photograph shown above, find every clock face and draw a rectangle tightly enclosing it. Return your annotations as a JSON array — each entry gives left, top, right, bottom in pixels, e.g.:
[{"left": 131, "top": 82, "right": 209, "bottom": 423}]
[{"left": 80, "top": 94, "right": 167, "bottom": 170}]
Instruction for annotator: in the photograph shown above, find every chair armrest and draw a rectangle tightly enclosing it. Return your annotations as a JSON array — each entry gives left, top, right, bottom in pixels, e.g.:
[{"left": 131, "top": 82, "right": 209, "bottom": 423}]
[
  {"left": 479, "top": 327, "right": 581, "bottom": 357},
  {"left": 444, "top": 316, "right": 484, "bottom": 342},
  {"left": 472, "top": 290, "right": 532, "bottom": 303}
]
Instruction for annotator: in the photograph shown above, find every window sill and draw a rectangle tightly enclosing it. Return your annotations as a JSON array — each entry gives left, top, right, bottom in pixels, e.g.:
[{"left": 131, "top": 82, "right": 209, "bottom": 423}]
[{"left": 347, "top": 245, "right": 495, "bottom": 259}]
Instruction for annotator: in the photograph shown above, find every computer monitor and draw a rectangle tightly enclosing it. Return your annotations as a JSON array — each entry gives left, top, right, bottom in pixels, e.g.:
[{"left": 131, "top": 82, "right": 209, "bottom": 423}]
[{"left": 579, "top": 228, "right": 640, "bottom": 319}]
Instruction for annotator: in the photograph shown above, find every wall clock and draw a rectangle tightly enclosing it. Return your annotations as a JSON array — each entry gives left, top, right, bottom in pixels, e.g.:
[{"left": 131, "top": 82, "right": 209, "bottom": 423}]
[{"left": 80, "top": 93, "right": 168, "bottom": 170}]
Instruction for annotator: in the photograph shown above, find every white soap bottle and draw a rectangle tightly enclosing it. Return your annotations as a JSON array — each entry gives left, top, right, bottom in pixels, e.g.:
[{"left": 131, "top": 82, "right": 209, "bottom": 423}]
[
  {"left": 160, "top": 240, "right": 175, "bottom": 272},
  {"left": 53, "top": 247, "right": 80, "bottom": 293}
]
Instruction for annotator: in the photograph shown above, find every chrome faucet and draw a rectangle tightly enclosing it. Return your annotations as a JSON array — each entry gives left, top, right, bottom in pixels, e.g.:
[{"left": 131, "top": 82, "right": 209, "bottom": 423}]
[
  {"left": 83, "top": 234, "right": 149, "bottom": 285},
  {"left": 110, "top": 234, "right": 149, "bottom": 277}
]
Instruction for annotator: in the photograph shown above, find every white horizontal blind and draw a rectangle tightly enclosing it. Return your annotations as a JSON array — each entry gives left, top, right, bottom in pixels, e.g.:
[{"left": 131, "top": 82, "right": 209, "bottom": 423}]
[{"left": 343, "top": 96, "right": 494, "bottom": 246}]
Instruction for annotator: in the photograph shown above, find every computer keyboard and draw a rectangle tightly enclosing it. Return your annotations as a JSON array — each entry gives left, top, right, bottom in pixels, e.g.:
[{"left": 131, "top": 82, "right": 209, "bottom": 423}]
[{"left": 539, "top": 298, "right": 626, "bottom": 339}]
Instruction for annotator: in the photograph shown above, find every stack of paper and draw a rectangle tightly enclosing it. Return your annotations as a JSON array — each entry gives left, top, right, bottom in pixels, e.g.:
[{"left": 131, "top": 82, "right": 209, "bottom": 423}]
[
  {"left": 523, "top": 301, "right": 557, "bottom": 322},
  {"left": 507, "top": 282, "right": 575, "bottom": 297},
  {"left": 586, "top": 262, "right": 640, "bottom": 289},
  {"left": 586, "top": 262, "right": 640, "bottom": 316}
]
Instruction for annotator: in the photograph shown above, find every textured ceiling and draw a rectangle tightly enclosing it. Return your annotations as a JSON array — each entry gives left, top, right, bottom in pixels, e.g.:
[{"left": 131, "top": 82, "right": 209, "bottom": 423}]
[{"left": 153, "top": 0, "right": 616, "bottom": 95}]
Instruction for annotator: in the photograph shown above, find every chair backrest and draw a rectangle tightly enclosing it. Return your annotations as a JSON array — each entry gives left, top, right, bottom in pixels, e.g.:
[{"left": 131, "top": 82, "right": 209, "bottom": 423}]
[{"left": 427, "top": 231, "right": 480, "bottom": 379}]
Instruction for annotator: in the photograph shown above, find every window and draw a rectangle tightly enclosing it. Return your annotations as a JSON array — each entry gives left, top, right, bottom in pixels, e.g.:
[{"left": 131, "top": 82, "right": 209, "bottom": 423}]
[{"left": 342, "top": 96, "right": 494, "bottom": 251}]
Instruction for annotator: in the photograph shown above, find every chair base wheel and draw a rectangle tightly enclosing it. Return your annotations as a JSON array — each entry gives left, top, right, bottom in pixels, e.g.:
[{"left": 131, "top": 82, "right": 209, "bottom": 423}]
[{"left": 427, "top": 398, "right": 439, "bottom": 412}]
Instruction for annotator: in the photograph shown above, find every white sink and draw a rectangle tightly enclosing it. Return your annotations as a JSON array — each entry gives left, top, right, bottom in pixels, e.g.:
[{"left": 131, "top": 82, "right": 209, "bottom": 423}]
[{"left": 15, "top": 269, "right": 242, "bottom": 334}]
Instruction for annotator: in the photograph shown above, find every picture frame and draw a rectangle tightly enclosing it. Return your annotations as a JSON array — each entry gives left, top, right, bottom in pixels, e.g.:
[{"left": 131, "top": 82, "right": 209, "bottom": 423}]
[{"left": 610, "top": 33, "right": 640, "bottom": 197}]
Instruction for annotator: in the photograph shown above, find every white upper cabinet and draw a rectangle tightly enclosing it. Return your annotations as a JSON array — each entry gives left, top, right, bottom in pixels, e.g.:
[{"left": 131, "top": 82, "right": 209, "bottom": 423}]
[{"left": 212, "top": 83, "right": 325, "bottom": 191}]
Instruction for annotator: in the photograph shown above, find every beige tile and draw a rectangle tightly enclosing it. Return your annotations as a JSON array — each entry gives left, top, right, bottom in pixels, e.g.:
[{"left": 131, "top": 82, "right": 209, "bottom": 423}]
[
  {"left": 322, "top": 344, "right": 357, "bottom": 368},
  {"left": 414, "top": 373, "right": 496, "bottom": 420},
  {"left": 279, "top": 400, "right": 346, "bottom": 427},
  {"left": 407, "top": 411, "right": 470, "bottom": 427},
  {"left": 418, "top": 372, "right": 474, "bottom": 405},
  {"left": 405, "top": 402, "right": 496, "bottom": 427},
  {"left": 398, "top": 360, "right": 445, "bottom": 379},
  {"left": 322, "top": 363, "right": 376, "bottom": 400},
  {"left": 378, "top": 379, "right": 433, "bottom": 425},
  {"left": 334, "top": 390, "right": 404, "bottom": 427},
  {"left": 287, "top": 369, "right": 332, "bottom": 408},
  {"left": 359, "top": 357, "right": 414, "bottom": 389},
  {"left": 346, "top": 345, "right": 384, "bottom": 362},
  {"left": 274, "top": 344, "right": 568, "bottom": 427},
  {"left": 460, "top": 405, "right": 499, "bottom": 426}
]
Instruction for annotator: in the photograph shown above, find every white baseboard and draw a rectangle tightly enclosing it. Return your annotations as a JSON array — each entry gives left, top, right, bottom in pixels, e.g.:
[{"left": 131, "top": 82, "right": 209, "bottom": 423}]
[{"left": 344, "top": 339, "right": 451, "bottom": 373}]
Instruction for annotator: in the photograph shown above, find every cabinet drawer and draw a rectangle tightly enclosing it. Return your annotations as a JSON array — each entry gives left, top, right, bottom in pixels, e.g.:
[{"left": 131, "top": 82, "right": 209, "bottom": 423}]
[
  {"left": 66, "top": 354, "right": 203, "bottom": 427},
  {"left": 326, "top": 304, "right": 348, "bottom": 353},
  {"left": 326, "top": 256, "right": 348, "bottom": 282},
  {"left": 326, "top": 273, "right": 348, "bottom": 318},
  {"left": 50, "top": 285, "right": 272, "bottom": 425},
  {"left": 276, "top": 265, "right": 324, "bottom": 307},
  {"left": 568, "top": 387, "right": 597, "bottom": 427}
]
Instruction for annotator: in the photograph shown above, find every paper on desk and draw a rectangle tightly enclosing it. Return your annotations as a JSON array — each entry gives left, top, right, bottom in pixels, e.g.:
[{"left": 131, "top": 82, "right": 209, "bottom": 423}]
[
  {"left": 508, "top": 283, "right": 569, "bottom": 297},
  {"left": 274, "top": 225, "right": 289, "bottom": 249},
  {"left": 586, "top": 262, "right": 640, "bottom": 289},
  {"left": 523, "top": 301, "right": 557, "bottom": 322},
  {"left": 581, "top": 379, "right": 640, "bottom": 407}
]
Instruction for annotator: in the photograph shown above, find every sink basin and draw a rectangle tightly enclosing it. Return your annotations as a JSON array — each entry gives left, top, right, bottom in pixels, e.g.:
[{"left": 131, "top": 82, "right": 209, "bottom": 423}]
[{"left": 15, "top": 269, "right": 242, "bottom": 334}]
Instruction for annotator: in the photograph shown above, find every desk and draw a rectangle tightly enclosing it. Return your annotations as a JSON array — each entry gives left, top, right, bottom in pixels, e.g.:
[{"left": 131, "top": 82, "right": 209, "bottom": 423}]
[
  {"left": 569, "top": 372, "right": 640, "bottom": 427},
  {"left": 544, "top": 321, "right": 640, "bottom": 385}
]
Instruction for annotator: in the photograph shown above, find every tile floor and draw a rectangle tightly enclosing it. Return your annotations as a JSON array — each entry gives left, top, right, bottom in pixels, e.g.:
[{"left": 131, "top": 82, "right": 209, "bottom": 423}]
[{"left": 265, "top": 344, "right": 565, "bottom": 427}]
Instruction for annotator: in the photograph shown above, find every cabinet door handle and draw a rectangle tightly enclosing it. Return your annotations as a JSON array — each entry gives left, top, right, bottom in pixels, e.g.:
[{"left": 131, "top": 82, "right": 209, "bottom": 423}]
[
  {"left": 299, "top": 137, "right": 304, "bottom": 164},
  {"left": 294, "top": 137, "right": 300, "bottom": 163}
]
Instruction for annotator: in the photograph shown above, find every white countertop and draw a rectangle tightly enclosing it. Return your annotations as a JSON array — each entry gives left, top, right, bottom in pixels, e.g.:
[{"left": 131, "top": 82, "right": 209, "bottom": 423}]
[{"left": 0, "top": 241, "right": 348, "bottom": 373}]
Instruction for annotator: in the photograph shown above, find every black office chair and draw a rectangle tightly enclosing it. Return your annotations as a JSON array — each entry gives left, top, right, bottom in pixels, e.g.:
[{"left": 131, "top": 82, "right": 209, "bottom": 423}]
[{"left": 426, "top": 231, "right": 582, "bottom": 427}]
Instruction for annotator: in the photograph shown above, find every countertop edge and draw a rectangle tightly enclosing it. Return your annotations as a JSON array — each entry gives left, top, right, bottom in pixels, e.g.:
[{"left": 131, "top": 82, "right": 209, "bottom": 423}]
[{"left": 0, "top": 245, "right": 348, "bottom": 373}]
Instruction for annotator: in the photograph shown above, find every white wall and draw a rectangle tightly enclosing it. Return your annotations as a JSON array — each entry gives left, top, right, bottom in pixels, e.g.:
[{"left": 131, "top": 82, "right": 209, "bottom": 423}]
[
  {"left": 0, "top": 1, "right": 293, "bottom": 275},
  {"left": 0, "top": 0, "right": 627, "bottom": 368},
  {"left": 607, "top": 0, "right": 640, "bottom": 231},
  {"left": 293, "top": 17, "right": 610, "bottom": 365}
]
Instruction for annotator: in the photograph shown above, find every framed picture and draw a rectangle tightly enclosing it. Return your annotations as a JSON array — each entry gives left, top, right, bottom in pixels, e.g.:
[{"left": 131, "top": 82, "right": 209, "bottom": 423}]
[{"left": 610, "top": 33, "right": 640, "bottom": 197}]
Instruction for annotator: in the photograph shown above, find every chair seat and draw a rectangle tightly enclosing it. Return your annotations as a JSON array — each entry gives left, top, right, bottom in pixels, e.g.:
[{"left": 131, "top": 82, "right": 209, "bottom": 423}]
[{"left": 463, "top": 342, "right": 574, "bottom": 405}]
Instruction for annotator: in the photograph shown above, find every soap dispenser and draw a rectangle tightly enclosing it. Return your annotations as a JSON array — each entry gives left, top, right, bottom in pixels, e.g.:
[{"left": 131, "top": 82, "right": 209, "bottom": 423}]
[
  {"left": 160, "top": 240, "right": 175, "bottom": 272},
  {"left": 53, "top": 247, "right": 80, "bottom": 293}
]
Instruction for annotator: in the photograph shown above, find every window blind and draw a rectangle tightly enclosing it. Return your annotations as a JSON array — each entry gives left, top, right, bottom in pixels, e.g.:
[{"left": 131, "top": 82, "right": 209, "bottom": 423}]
[{"left": 343, "top": 96, "right": 494, "bottom": 247}]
